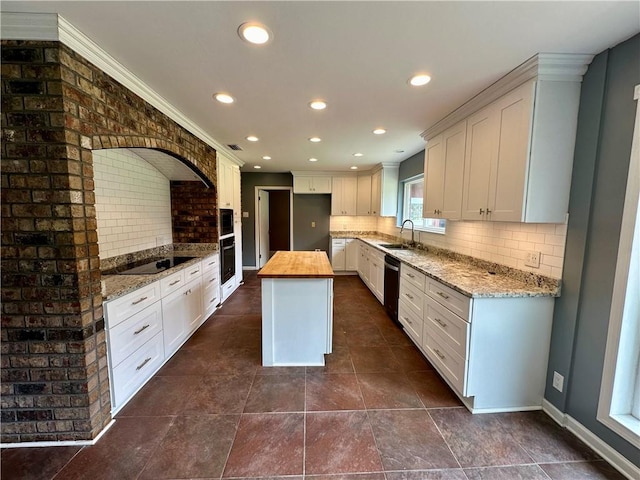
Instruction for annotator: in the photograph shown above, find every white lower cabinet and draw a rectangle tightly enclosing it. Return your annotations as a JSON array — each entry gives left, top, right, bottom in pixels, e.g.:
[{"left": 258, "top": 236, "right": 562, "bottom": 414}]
[
  {"left": 105, "top": 253, "right": 218, "bottom": 414},
  {"left": 331, "top": 239, "right": 346, "bottom": 270},
  {"left": 356, "top": 240, "right": 383, "bottom": 304},
  {"left": 399, "top": 262, "right": 554, "bottom": 413}
]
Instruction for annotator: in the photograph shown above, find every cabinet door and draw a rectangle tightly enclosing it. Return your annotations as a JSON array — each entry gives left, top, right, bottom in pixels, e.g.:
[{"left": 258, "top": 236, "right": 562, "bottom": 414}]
[
  {"left": 162, "top": 286, "right": 189, "bottom": 357},
  {"left": 293, "top": 176, "right": 312, "bottom": 193},
  {"left": 331, "top": 178, "right": 346, "bottom": 215},
  {"left": 488, "top": 82, "right": 534, "bottom": 222},
  {"left": 357, "top": 175, "right": 372, "bottom": 215},
  {"left": 218, "top": 159, "right": 234, "bottom": 208},
  {"left": 232, "top": 166, "right": 241, "bottom": 213},
  {"left": 342, "top": 177, "right": 357, "bottom": 215},
  {"left": 423, "top": 135, "right": 444, "bottom": 218},
  {"left": 312, "top": 176, "right": 332, "bottom": 194},
  {"left": 185, "top": 276, "right": 204, "bottom": 333},
  {"left": 331, "top": 239, "right": 346, "bottom": 270},
  {"left": 441, "top": 121, "right": 466, "bottom": 219},
  {"left": 461, "top": 105, "right": 497, "bottom": 220},
  {"left": 345, "top": 239, "right": 358, "bottom": 271},
  {"left": 371, "top": 170, "right": 381, "bottom": 216}
]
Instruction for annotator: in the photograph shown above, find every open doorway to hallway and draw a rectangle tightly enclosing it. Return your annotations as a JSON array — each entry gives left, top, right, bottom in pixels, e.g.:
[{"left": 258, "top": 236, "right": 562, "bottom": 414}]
[{"left": 255, "top": 187, "right": 293, "bottom": 268}]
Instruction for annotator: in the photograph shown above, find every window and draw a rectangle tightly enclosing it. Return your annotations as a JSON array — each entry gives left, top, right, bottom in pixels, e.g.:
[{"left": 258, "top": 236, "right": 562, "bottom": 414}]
[
  {"left": 402, "top": 176, "right": 445, "bottom": 234},
  {"left": 597, "top": 84, "right": 640, "bottom": 445}
]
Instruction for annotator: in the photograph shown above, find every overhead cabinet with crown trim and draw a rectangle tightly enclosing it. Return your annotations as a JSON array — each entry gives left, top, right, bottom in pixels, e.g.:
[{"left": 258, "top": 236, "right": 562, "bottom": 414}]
[{"left": 421, "top": 53, "right": 593, "bottom": 223}]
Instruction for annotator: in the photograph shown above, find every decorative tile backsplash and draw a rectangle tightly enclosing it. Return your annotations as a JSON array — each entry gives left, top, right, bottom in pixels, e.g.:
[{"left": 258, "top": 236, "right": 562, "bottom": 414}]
[
  {"left": 331, "top": 215, "right": 567, "bottom": 279},
  {"left": 93, "top": 149, "right": 173, "bottom": 258}
]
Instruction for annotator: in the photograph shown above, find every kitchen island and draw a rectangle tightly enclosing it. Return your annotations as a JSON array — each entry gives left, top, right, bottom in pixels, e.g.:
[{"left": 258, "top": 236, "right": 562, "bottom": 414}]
[{"left": 258, "top": 251, "right": 334, "bottom": 366}]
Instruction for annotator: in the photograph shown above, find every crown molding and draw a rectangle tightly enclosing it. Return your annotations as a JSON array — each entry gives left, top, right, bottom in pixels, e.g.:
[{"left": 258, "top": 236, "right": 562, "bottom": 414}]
[
  {"left": 421, "top": 53, "right": 594, "bottom": 141},
  {"left": 1, "top": 12, "right": 243, "bottom": 166}
]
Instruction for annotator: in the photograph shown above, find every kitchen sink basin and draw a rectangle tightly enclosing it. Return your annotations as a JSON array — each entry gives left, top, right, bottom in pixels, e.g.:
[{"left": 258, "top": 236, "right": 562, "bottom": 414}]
[{"left": 379, "top": 243, "right": 411, "bottom": 250}]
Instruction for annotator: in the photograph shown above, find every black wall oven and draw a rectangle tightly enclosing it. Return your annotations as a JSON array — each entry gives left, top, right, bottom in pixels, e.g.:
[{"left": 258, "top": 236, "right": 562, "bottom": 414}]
[
  {"left": 220, "top": 236, "right": 236, "bottom": 284},
  {"left": 220, "top": 208, "right": 234, "bottom": 237}
]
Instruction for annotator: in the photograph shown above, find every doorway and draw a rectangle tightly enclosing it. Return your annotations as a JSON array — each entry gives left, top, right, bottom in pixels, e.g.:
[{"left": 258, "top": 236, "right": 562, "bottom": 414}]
[{"left": 255, "top": 187, "right": 293, "bottom": 268}]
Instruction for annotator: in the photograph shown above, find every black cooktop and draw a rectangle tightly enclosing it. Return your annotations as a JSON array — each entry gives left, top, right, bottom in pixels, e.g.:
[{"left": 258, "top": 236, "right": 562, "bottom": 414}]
[{"left": 104, "top": 256, "right": 197, "bottom": 275}]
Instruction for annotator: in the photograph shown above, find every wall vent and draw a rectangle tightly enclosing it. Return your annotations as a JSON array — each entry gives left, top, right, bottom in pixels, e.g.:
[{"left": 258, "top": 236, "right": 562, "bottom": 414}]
[{"left": 227, "top": 144, "right": 243, "bottom": 151}]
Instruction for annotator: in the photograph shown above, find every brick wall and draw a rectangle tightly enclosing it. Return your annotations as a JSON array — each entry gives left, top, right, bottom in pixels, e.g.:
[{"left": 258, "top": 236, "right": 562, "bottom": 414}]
[
  {"left": 171, "top": 181, "right": 218, "bottom": 243},
  {"left": 1, "top": 40, "right": 218, "bottom": 443}
]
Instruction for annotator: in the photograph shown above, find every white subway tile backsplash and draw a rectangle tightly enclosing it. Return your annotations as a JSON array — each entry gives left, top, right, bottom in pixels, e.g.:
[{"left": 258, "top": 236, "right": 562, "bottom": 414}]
[
  {"left": 375, "top": 215, "right": 567, "bottom": 279},
  {"left": 93, "top": 148, "right": 172, "bottom": 259}
]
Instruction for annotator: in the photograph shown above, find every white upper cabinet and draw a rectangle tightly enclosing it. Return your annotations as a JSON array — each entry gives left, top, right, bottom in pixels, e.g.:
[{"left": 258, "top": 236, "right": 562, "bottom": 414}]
[
  {"left": 217, "top": 154, "right": 235, "bottom": 209},
  {"left": 423, "top": 53, "right": 592, "bottom": 223},
  {"left": 424, "top": 120, "right": 466, "bottom": 220},
  {"left": 331, "top": 176, "right": 358, "bottom": 215},
  {"left": 356, "top": 175, "right": 372, "bottom": 215},
  {"left": 293, "top": 175, "right": 332, "bottom": 194},
  {"left": 371, "top": 165, "right": 399, "bottom": 217}
]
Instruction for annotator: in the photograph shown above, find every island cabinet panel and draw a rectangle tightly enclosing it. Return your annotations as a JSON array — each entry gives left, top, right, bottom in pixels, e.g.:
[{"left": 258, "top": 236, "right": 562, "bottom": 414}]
[{"left": 261, "top": 278, "right": 333, "bottom": 366}]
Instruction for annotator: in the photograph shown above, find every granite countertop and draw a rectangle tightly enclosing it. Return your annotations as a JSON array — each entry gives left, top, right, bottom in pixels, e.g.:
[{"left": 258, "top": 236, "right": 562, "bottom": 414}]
[
  {"left": 332, "top": 233, "right": 560, "bottom": 298},
  {"left": 102, "top": 249, "right": 218, "bottom": 301}
]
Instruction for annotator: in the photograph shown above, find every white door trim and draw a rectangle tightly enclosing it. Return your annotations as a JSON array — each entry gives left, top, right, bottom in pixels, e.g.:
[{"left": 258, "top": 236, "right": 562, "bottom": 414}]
[{"left": 254, "top": 186, "right": 294, "bottom": 268}]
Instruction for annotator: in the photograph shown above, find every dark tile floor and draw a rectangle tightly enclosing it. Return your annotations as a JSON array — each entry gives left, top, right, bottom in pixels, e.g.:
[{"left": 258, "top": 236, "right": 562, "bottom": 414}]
[{"left": 1, "top": 273, "right": 628, "bottom": 480}]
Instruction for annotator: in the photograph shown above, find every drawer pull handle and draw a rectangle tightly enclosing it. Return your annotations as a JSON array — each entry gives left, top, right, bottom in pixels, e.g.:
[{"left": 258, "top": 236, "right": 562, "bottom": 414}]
[
  {"left": 407, "top": 273, "right": 415, "bottom": 278},
  {"left": 402, "top": 316, "right": 413, "bottom": 325},
  {"left": 434, "top": 349, "right": 446, "bottom": 360},
  {"left": 169, "top": 280, "right": 181, "bottom": 286},
  {"left": 208, "top": 261, "right": 215, "bottom": 266},
  {"left": 209, "top": 278, "right": 216, "bottom": 283},
  {"left": 435, "top": 318, "right": 447, "bottom": 328},
  {"left": 405, "top": 293, "right": 414, "bottom": 300},
  {"left": 184, "top": 289, "right": 192, "bottom": 296},
  {"left": 132, "top": 296, "right": 148, "bottom": 305},
  {"left": 134, "top": 324, "right": 150, "bottom": 335},
  {"left": 209, "top": 297, "right": 217, "bottom": 303},
  {"left": 190, "top": 269, "right": 199, "bottom": 275},
  {"left": 437, "top": 291, "right": 450, "bottom": 300},
  {"left": 136, "top": 357, "right": 152, "bottom": 371}
]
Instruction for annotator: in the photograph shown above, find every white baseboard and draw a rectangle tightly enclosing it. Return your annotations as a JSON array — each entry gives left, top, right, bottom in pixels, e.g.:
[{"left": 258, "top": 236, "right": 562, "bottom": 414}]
[
  {"left": 542, "top": 399, "right": 640, "bottom": 480},
  {"left": 0, "top": 419, "right": 116, "bottom": 449}
]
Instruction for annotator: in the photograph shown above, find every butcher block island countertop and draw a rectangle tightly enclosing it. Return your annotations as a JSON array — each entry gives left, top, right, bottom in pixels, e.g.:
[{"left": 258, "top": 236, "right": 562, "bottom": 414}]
[
  {"left": 259, "top": 251, "right": 334, "bottom": 367},
  {"left": 258, "top": 251, "right": 334, "bottom": 278}
]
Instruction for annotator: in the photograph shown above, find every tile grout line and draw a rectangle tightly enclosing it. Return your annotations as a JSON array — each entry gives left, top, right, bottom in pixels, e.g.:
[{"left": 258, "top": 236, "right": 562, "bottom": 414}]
[
  {"left": 134, "top": 414, "right": 179, "bottom": 480},
  {"left": 426, "top": 409, "right": 465, "bottom": 472}
]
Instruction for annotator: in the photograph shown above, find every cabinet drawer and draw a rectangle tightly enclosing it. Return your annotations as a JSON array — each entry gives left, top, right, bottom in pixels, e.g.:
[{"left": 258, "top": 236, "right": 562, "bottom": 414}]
[
  {"left": 401, "top": 264, "right": 426, "bottom": 291},
  {"left": 184, "top": 262, "right": 203, "bottom": 281},
  {"left": 201, "top": 254, "right": 219, "bottom": 274},
  {"left": 424, "top": 329, "right": 467, "bottom": 394},
  {"left": 111, "top": 332, "right": 164, "bottom": 410},
  {"left": 425, "top": 278, "right": 470, "bottom": 321},
  {"left": 424, "top": 296, "right": 469, "bottom": 359},
  {"left": 105, "top": 282, "right": 160, "bottom": 328},
  {"left": 108, "top": 301, "right": 163, "bottom": 368},
  {"left": 160, "top": 269, "right": 185, "bottom": 297},
  {"left": 399, "top": 300, "right": 423, "bottom": 345},
  {"left": 202, "top": 268, "right": 219, "bottom": 288},
  {"left": 399, "top": 280, "right": 424, "bottom": 317},
  {"left": 203, "top": 280, "right": 220, "bottom": 309},
  {"left": 331, "top": 239, "right": 346, "bottom": 247}
]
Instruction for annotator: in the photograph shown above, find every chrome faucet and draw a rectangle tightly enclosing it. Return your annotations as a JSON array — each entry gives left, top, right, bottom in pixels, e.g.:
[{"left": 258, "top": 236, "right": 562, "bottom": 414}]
[{"left": 400, "top": 219, "right": 415, "bottom": 246}]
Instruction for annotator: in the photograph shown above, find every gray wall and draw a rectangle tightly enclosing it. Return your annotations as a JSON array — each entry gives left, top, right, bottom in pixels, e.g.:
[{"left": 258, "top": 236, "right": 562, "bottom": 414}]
[
  {"left": 293, "top": 194, "right": 331, "bottom": 252},
  {"left": 397, "top": 150, "right": 425, "bottom": 222},
  {"left": 240, "top": 172, "right": 293, "bottom": 267},
  {"left": 545, "top": 34, "right": 639, "bottom": 464}
]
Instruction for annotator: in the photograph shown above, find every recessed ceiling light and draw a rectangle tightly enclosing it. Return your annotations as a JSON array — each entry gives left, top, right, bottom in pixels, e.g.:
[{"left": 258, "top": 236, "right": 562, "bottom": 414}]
[
  {"left": 409, "top": 74, "right": 431, "bottom": 86},
  {"left": 262, "top": 156, "right": 271, "bottom": 160},
  {"left": 350, "top": 166, "right": 358, "bottom": 170},
  {"left": 238, "top": 22, "right": 272, "bottom": 45},
  {"left": 254, "top": 165, "right": 262, "bottom": 169},
  {"left": 353, "top": 153, "right": 363, "bottom": 157},
  {"left": 213, "top": 93, "right": 234, "bottom": 104},
  {"left": 246, "top": 136, "right": 259, "bottom": 142},
  {"left": 309, "top": 137, "right": 322, "bottom": 143},
  {"left": 309, "top": 100, "right": 327, "bottom": 110},
  {"left": 308, "top": 158, "right": 318, "bottom": 162},
  {"left": 373, "top": 128, "right": 386, "bottom": 135}
]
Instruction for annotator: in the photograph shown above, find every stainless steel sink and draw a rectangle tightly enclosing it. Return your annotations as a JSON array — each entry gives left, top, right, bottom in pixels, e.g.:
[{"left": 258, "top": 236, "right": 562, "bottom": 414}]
[{"left": 379, "top": 243, "right": 411, "bottom": 250}]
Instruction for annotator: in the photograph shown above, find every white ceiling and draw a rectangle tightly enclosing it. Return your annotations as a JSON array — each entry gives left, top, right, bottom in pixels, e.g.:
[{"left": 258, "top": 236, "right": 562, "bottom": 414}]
[{"left": 2, "top": 1, "right": 639, "bottom": 173}]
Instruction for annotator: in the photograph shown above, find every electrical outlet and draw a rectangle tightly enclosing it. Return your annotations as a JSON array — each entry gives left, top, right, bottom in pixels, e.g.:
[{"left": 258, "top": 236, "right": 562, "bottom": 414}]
[
  {"left": 525, "top": 251, "right": 541, "bottom": 268},
  {"left": 552, "top": 371, "right": 564, "bottom": 392},
  {"left": 311, "top": 221, "right": 316, "bottom": 228}
]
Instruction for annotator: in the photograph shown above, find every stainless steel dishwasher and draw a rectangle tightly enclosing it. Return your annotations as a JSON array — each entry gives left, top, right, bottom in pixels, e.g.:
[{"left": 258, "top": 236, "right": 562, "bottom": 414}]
[{"left": 383, "top": 255, "right": 401, "bottom": 324}]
